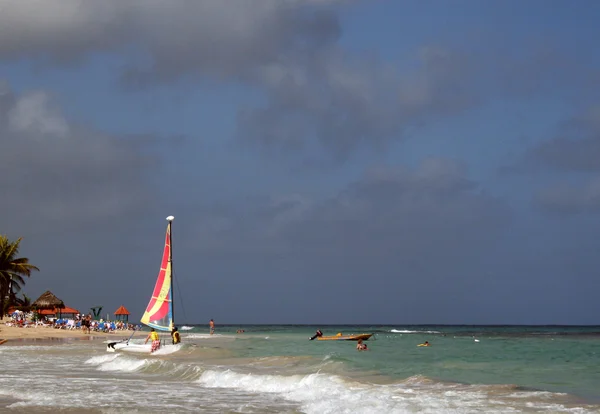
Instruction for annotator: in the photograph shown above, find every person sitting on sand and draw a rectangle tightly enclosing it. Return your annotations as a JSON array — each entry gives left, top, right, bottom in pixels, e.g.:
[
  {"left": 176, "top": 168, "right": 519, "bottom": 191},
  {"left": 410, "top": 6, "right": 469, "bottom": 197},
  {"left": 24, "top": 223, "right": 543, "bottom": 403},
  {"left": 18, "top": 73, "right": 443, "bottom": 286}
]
[
  {"left": 145, "top": 328, "right": 161, "bottom": 353},
  {"left": 356, "top": 338, "right": 368, "bottom": 351}
]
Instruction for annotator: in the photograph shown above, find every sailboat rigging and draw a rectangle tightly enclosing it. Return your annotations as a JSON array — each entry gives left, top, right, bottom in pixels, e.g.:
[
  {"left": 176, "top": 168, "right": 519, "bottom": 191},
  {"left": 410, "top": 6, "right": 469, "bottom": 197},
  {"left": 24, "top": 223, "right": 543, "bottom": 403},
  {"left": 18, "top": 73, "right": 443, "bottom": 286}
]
[{"left": 107, "top": 216, "right": 180, "bottom": 353}]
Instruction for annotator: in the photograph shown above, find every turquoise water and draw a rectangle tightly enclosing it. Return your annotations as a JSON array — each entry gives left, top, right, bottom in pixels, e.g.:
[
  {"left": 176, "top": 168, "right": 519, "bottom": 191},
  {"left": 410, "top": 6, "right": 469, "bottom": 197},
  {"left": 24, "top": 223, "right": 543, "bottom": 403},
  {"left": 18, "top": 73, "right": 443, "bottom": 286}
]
[
  {"left": 1, "top": 324, "right": 599, "bottom": 413},
  {"left": 200, "top": 325, "right": 600, "bottom": 401}
]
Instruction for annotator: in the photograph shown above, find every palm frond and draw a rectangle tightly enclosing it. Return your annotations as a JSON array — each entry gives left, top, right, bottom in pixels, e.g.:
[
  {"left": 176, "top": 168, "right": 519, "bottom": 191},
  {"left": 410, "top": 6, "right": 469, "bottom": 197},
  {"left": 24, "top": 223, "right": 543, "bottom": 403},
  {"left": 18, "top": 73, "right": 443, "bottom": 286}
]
[{"left": 0, "top": 235, "right": 40, "bottom": 313}]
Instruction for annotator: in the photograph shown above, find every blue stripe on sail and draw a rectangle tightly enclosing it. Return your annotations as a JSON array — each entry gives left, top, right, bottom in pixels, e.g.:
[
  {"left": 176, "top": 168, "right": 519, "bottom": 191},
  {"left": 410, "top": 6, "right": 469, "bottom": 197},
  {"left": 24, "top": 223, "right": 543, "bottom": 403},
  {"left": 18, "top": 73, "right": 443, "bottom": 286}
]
[{"left": 145, "top": 321, "right": 172, "bottom": 332}]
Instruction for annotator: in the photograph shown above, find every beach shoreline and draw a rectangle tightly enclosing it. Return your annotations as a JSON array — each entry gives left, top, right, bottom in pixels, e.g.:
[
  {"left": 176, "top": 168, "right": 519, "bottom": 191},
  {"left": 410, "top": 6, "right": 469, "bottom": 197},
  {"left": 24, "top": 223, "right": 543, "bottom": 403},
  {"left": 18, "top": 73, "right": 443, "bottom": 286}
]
[{"left": 0, "top": 317, "right": 133, "bottom": 344}]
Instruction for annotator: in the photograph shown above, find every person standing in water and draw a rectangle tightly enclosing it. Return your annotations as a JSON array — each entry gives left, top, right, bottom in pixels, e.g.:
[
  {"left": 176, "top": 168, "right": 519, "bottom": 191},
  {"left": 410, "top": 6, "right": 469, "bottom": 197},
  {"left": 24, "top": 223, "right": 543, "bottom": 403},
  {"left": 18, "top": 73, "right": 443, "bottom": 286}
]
[
  {"left": 145, "top": 328, "right": 160, "bottom": 353},
  {"left": 356, "top": 338, "right": 368, "bottom": 351},
  {"left": 209, "top": 319, "right": 215, "bottom": 335},
  {"left": 171, "top": 327, "right": 181, "bottom": 345}
]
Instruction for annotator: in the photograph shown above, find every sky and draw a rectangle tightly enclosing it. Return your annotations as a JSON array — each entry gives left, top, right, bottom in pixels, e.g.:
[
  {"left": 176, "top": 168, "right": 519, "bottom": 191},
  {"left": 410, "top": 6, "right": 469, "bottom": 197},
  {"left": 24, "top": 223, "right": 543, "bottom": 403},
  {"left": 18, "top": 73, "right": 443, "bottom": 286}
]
[{"left": 1, "top": 0, "right": 600, "bottom": 325}]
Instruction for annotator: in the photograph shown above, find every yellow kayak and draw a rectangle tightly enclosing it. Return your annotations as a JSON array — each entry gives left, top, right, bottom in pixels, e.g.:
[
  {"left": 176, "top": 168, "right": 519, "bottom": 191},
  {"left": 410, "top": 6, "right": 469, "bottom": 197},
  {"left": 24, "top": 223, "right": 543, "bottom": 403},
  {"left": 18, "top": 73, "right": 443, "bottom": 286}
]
[{"left": 316, "top": 333, "right": 373, "bottom": 341}]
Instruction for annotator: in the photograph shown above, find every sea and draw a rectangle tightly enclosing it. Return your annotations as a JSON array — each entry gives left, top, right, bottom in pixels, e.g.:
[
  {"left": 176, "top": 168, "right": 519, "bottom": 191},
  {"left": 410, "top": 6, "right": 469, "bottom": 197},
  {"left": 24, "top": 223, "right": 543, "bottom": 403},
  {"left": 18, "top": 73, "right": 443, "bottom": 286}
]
[{"left": 0, "top": 325, "right": 599, "bottom": 413}]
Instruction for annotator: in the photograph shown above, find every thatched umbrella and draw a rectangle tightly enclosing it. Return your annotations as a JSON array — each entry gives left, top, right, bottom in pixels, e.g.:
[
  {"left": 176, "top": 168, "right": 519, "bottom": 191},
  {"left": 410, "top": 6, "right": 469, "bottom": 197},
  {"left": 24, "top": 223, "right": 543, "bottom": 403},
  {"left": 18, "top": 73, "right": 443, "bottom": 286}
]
[
  {"left": 114, "top": 305, "right": 130, "bottom": 322},
  {"left": 32, "top": 290, "right": 65, "bottom": 318}
]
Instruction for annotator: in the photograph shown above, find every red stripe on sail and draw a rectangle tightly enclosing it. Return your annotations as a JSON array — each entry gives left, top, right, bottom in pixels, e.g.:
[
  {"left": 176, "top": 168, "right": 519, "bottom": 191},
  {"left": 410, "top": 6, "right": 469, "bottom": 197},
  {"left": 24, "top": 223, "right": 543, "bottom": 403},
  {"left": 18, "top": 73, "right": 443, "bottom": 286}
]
[
  {"left": 144, "top": 231, "right": 170, "bottom": 314},
  {"left": 149, "top": 298, "right": 170, "bottom": 321}
]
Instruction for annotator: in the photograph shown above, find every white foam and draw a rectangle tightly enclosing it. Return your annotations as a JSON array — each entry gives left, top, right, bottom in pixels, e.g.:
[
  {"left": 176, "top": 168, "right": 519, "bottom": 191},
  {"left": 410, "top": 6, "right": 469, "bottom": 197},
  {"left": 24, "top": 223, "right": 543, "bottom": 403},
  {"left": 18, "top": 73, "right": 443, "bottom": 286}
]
[
  {"left": 185, "top": 333, "right": 225, "bottom": 339},
  {"left": 85, "top": 353, "right": 119, "bottom": 365},
  {"left": 96, "top": 356, "right": 149, "bottom": 372},
  {"left": 198, "top": 370, "right": 408, "bottom": 413},
  {"left": 180, "top": 326, "right": 194, "bottom": 330},
  {"left": 196, "top": 370, "right": 593, "bottom": 414},
  {"left": 390, "top": 329, "right": 440, "bottom": 334}
]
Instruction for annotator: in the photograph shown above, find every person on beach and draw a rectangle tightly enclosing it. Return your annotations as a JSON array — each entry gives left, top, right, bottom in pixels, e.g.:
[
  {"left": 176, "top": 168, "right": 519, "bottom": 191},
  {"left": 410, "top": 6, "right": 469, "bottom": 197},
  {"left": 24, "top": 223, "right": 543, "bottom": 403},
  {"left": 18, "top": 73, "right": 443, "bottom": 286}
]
[
  {"left": 82, "top": 315, "right": 91, "bottom": 334},
  {"left": 209, "top": 319, "right": 215, "bottom": 335},
  {"left": 145, "top": 328, "right": 160, "bottom": 353},
  {"left": 356, "top": 338, "right": 368, "bottom": 351},
  {"left": 171, "top": 327, "right": 181, "bottom": 345}
]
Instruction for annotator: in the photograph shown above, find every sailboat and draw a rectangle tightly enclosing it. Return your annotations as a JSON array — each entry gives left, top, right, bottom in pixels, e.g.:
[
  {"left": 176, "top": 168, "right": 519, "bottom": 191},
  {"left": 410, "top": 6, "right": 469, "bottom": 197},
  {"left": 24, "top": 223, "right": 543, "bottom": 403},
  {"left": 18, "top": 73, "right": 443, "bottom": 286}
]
[{"left": 107, "top": 216, "right": 180, "bottom": 353}]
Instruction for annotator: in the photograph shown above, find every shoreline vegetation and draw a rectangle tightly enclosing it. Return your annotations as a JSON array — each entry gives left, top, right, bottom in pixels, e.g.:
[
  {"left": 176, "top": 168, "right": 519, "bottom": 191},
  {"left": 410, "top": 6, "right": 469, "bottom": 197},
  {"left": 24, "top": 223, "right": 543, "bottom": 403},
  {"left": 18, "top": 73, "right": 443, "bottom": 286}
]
[{"left": 0, "top": 235, "right": 40, "bottom": 316}]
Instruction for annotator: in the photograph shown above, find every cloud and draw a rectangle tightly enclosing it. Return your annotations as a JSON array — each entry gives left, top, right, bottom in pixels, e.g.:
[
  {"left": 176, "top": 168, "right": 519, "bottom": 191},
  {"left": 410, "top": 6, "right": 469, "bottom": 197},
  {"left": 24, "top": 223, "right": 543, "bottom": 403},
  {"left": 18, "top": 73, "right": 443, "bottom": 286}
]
[
  {"left": 0, "top": 79, "right": 175, "bottom": 315},
  {"left": 0, "top": 1, "right": 341, "bottom": 78},
  {"left": 535, "top": 176, "right": 600, "bottom": 215},
  {"left": 0, "top": 82, "right": 158, "bottom": 230},
  {"left": 238, "top": 46, "right": 478, "bottom": 158},
  {"left": 168, "top": 157, "right": 512, "bottom": 322},
  {"left": 7, "top": 91, "right": 69, "bottom": 137},
  {"left": 523, "top": 105, "right": 600, "bottom": 173},
  {"left": 0, "top": 1, "right": 485, "bottom": 160},
  {"left": 187, "top": 157, "right": 510, "bottom": 271},
  {"left": 511, "top": 105, "right": 600, "bottom": 215},
  {"left": 2, "top": 2, "right": 599, "bottom": 323},
  {"left": 2, "top": 1, "right": 596, "bottom": 163}
]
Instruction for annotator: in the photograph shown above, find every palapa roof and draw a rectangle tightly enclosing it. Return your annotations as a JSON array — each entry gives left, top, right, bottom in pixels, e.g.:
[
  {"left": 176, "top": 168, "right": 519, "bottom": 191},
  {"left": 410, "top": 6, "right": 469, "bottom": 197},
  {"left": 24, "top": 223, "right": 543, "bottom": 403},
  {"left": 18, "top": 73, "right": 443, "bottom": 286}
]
[
  {"left": 32, "top": 290, "right": 65, "bottom": 308},
  {"left": 114, "top": 305, "right": 130, "bottom": 315},
  {"left": 39, "top": 306, "right": 80, "bottom": 315}
]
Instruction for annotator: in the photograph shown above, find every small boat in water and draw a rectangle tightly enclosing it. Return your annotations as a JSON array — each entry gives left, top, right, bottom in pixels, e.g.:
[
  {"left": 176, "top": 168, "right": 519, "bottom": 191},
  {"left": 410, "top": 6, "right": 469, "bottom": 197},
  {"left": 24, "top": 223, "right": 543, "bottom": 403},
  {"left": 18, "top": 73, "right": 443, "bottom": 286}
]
[{"left": 316, "top": 333, "right": 373, "bottom": 341}]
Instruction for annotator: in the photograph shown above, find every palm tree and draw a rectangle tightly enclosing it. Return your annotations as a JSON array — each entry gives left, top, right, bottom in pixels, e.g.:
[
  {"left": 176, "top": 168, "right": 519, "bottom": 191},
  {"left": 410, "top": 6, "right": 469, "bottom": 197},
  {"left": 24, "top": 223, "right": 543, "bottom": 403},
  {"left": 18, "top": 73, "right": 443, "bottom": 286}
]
[
  {"left": 0, "top": 235, "right": 40, "bottom": 316},
  {"left": 9, "top": 293, "right": 32, "bottom": 311},
  {"left": 13, "top": 293, "right": 32, "bottom": 307}
]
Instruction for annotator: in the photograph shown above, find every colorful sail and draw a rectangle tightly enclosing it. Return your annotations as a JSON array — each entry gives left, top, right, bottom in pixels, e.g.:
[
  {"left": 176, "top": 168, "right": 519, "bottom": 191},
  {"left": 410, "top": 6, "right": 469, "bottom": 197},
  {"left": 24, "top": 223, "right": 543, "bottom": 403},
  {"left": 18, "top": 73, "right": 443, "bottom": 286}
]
[{"left": 140, "top": 221, "right": 173, "bottom": 332}]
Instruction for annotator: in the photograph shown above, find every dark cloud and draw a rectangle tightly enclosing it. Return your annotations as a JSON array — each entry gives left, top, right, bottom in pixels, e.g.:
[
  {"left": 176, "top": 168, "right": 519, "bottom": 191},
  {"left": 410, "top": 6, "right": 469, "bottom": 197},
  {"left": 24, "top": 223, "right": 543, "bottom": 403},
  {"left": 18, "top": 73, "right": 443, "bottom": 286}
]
[
  {"left": 0, "top": 80, "right": 166, "bottom": 310},
  {"left": 237, "top": 46, "right": 478, "bottom": 158},
  {"left": 175, "top": 158, "right": 512, "bottom": 323},
  {"left": 524, "top": 106, "right": 600, "bottom": 173},
  {"left": 0, "top": 82, "right": 156, "bottom": 229},
  {"left": 1, "top": 2, "right": 597, "bottom": 162},
  {"left": 0, "top": 1, "right": 342, "bottom": 80},
  {"left": 535, "top": 177, "right": 600, "bottom": 215},
  {"left": 2, "top": 1, "right": 600, "bottom": 323},
  {"left": 515, "top": 105, "right": 600, "bottom": 215},
  {"left": 0, "top": 1, "right": 492, "bottom": 160}
]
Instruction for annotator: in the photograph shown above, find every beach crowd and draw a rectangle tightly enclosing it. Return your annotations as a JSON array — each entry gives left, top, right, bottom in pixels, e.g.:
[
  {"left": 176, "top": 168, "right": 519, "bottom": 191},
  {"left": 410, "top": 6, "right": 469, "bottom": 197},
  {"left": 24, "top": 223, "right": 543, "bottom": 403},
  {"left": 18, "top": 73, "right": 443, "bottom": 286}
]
[{"left": 4, "top": 310, "right": 138, "bottom": 333}]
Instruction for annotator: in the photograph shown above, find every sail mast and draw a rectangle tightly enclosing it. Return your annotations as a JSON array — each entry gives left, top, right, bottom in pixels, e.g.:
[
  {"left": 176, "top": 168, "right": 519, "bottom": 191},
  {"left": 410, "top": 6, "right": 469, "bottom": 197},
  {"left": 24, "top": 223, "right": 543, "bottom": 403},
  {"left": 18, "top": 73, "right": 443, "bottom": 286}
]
[{"left": 166, "top": 215, "right": 175, "bottom": 330}]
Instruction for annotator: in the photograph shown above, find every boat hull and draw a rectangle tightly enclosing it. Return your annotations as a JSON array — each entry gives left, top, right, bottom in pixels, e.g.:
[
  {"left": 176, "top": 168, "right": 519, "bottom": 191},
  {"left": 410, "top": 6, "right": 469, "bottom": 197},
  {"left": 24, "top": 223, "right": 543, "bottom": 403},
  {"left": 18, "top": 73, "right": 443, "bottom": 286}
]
[
  {"left": 316, "top": 334, "right": 373, "bottom": 341},
  {"left": 106, "top": 341, "right": 149, "bottom": 353},
  {"left": 106, "top": 341, "right": 180, "bottom": 354}
]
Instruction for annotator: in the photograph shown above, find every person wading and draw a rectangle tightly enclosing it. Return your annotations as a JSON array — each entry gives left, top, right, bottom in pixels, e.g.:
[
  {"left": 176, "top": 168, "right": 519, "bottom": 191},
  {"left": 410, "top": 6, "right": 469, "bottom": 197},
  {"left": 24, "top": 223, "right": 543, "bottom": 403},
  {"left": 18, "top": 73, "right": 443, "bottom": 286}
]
[
  {"left": 172, "top": 327, "right": 181, "bottom": 345},
  {"left": 145, "top": 328, "right": 161, "bottom": 353}
]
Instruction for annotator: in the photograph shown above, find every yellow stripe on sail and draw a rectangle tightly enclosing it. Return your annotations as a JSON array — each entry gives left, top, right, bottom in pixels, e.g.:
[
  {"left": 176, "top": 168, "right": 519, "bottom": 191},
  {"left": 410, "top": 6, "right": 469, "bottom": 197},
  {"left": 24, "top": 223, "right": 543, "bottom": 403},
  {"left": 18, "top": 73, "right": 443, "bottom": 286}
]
[{"left": 141, "top": 262, "right": 172, "bottom": 324}]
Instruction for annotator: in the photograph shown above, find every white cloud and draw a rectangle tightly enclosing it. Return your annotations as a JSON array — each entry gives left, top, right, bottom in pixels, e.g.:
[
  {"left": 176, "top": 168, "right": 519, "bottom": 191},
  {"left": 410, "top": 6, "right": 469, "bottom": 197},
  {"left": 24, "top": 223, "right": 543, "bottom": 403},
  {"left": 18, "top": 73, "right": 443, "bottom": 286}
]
[{"left": 8, "top": 91, "right": 69, "bottom": 137}]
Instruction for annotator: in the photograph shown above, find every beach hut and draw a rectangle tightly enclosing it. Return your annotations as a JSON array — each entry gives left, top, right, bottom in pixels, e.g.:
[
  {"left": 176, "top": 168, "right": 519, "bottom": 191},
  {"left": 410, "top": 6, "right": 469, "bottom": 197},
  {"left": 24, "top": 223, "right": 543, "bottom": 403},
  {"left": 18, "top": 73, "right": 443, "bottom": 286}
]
[
  {"left": 39, "top": 305, "right": 80, "bottom": 319},
  {"left": 32, "top": 290, "right": 65, "bottom": 318},
  {"left": 114, "top": 305, "right": 130, "bottom": 322}
]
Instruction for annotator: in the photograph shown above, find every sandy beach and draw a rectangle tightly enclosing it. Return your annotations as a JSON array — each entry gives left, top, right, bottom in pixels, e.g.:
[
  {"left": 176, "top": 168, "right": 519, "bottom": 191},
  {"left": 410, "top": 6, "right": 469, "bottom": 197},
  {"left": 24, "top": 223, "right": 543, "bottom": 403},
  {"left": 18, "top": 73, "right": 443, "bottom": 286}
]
[{"left": 0, "top": 317, "right": 131, "bottom": 343}]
